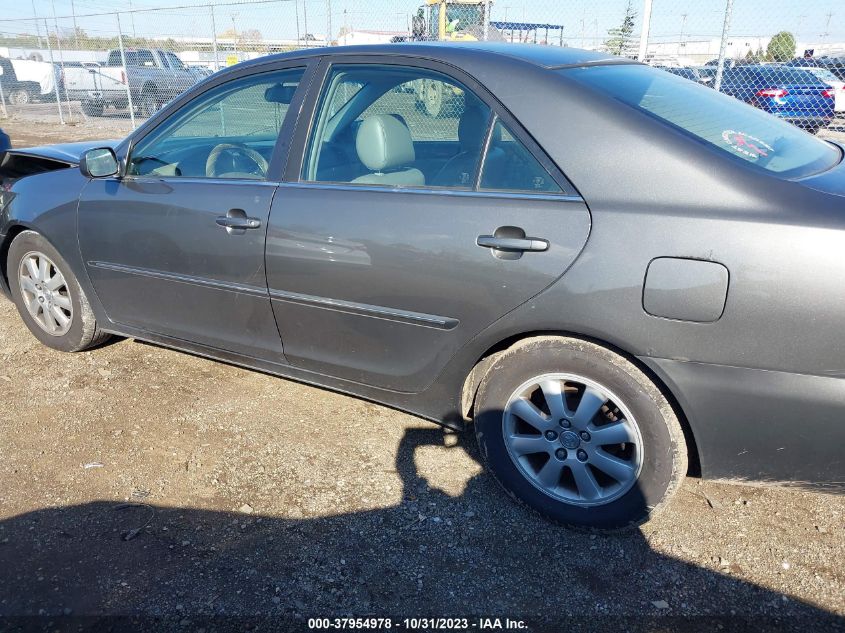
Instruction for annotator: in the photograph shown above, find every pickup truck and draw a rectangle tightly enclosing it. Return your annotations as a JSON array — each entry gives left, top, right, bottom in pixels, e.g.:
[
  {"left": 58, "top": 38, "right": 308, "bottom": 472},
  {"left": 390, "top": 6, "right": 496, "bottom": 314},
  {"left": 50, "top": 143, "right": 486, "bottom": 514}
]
[
  {"left": 63, "top": 49, "right": 197, "bottom": 117},
  {"left": 0, "top": 57, "right": 43, "bottom": 106}
]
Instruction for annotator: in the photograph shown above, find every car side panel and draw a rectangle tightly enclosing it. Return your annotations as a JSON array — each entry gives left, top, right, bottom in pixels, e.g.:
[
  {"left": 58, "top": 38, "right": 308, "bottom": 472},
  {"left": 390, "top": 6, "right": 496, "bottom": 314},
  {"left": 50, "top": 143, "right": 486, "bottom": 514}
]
[
  {"left": 266, "top": 186, "right": 591, "bottom": 393},
  {"left": 642, "top": 358, "right": 845, "bottom": 486},
  {"left": 0, "top": 169, "right": 106, "bottom": 321}
]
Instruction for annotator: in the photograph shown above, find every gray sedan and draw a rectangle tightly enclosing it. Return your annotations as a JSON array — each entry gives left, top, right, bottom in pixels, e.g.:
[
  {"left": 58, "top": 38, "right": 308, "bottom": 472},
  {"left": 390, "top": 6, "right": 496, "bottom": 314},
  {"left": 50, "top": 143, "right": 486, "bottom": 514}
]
[{"left": 1, "top": 43, "right": 843, "bottom": 530}]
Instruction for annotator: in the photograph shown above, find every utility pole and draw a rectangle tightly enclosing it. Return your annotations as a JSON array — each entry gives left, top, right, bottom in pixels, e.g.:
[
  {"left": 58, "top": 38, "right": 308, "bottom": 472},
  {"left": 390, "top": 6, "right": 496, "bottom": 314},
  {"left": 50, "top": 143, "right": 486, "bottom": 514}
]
[
  {"left": 714, "top": 0, "right": 735, "bottom": 92},
  {"left": 295, "top": 1, "right": 301, "bottom": 47},
  {"left": 326, "top": 0, "right": 332, "bottom": 44},
  {"left": 44, "top": 19, "right": 64, "bottom": 124},
  {"left": 31, "top": 0, "right": 43, "bottom": 49},
  {"left": 677, "top": 13, "right": 688, "bottom": 57},
  {"left": 128, "top": 0, "right": 137, "bottom": 39},
  {"left": 231, "top": 13, "right": 239, "bottom": 60},
  {"left": 796, "top": 14, "right": 807, "bottom": 41},
  {"left": 50, "top": 0, "right": 71, "bottom": 119},
  {"left": 303, "top": 0, "right": 309, "bottom": 46},
  {"left": 637, "top": 0, "right": 654, "bottom": 62},
  {"left": 820, "top": 12, "right": 833, "bottom": 56},
  {"left": 210, "top": 5, "right": 220, "bottom": 70},
  {"left": 71, "top": 0, "right": 79, "bottom": 47},
  {"left": 116, "top": 12, "right": 135, "bottom": 129}
]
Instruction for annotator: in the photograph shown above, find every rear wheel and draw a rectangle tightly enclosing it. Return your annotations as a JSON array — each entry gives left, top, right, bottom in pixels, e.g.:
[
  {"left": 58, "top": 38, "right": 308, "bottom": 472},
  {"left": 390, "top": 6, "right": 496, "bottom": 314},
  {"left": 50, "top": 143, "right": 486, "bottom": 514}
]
[
  {"left": 81, "top": 100, "right": 104, "bottom": 117},
  {"left": 7, "top": 231, "right": 111, "bottom": 352},
  {"left": 8, "top": 89, "right": 31, "bottom": 106},
  {"left": 474, "top": 336, "right": 687, "bottom": 530},
  {"left": 139, "top": 90, "right": 160, "bottom": 117}
]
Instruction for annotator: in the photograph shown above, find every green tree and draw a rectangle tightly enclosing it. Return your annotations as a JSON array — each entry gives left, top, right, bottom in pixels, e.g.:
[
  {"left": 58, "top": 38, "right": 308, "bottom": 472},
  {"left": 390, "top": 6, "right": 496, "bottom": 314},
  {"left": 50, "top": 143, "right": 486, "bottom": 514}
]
[
  {"left": 767, "top": 31, "right": 796, "bottom": 62},
  {"left": 604, "top": 1, "right": 637, "bottom": 57},
  {"left": 744, "top": 45, "right": 766, "bottom": 63}
]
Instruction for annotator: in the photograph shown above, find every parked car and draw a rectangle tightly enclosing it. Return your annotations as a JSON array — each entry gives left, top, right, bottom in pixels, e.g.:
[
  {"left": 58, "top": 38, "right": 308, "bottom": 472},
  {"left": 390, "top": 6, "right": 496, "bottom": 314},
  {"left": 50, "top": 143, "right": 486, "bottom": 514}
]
[
  {"left": 654, "top": 66, "right": 711, "bottom": 85},
  {"left": 186, "top": 65, "right": 215, "bottom": 81},
  {"left": 2, "top": 44, "right": 845, "bottom": 530},
  {"left": 719, "top": 65, "right": 835, "bottom": 133},
  {"left": 0, "top": 57, "right": 42, "bottom": 105},
  {"left": 786, "top": 56, "right": 845, "bottom": 81},
  {"left": 62, "top": 48, "right": 197, "bottom": 117},
  {"left": 788, "top": 66, "right": 845, "bottom": 113}
]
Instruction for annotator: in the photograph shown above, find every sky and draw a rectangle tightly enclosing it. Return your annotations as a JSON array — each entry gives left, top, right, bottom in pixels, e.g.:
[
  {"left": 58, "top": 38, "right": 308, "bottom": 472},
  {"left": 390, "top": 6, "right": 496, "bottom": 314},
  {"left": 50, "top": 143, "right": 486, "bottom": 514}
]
[{"left": 0, "top": 0, "right": 842, "bottom": 47}]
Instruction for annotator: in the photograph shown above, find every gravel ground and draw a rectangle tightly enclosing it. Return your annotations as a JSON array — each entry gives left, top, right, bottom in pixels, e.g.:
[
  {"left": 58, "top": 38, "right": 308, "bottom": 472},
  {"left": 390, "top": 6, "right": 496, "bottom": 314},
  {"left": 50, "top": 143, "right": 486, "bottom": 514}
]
[{"left": 0, "top": 120, "right": 844, "bottom": 632}]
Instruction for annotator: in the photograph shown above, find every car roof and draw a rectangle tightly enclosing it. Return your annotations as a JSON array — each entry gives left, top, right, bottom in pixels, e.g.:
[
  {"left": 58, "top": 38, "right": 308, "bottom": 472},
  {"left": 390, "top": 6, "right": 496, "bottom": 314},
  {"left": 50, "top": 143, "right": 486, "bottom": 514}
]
[{"left": 236, "top": 42, "right": 622, "bottom": 72}]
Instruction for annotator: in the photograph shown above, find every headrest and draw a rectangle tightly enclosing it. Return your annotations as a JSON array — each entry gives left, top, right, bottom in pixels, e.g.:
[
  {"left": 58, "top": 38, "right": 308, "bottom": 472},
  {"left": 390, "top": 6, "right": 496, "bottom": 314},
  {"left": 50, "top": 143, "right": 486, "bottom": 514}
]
[
  {"left": 356, "top": 114, "right": 416, "bottom": 172},
  {"left": 458, "top": 106, "right": 490, "bottom": 152}
]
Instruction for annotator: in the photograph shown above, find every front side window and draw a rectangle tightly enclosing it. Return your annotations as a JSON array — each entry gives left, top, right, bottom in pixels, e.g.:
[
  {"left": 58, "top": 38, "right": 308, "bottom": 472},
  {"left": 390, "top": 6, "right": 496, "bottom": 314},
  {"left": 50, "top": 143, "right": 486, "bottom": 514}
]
[
  {"left": 127, "top": 67, "right": 304, "bottom": 180},
  {"left": 303, "top": 64, "right": 491, "bottom": 188},
  {"left": 565, "top": 64, "right": 840, "bottom": 178}
]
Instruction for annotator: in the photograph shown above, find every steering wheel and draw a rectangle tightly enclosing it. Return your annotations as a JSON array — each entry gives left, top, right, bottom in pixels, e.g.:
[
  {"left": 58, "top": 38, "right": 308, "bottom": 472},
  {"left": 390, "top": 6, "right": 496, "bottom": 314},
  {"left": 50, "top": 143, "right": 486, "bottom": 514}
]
[{"left": 205, "top": 143, "right": 269, "bottom": 178}]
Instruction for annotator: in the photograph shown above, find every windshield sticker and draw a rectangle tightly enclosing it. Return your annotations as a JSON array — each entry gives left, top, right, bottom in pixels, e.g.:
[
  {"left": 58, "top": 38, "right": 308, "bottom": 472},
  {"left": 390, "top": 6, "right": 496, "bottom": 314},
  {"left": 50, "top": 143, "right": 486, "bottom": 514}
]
[{"left": 721, "top": 130, "right": 774, "bottom": 160}]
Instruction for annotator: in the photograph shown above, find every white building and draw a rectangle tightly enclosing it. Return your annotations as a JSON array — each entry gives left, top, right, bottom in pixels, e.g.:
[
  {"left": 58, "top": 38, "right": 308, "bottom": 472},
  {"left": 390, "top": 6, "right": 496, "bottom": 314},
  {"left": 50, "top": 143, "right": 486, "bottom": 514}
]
[{"left": 643, "top": 37, "right": 845, "bottom": 66}]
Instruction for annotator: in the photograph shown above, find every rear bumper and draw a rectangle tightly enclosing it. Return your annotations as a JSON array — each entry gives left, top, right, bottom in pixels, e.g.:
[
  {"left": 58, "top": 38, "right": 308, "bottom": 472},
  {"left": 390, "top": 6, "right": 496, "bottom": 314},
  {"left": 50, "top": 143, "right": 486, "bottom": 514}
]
[{"left": 641, "top": 357, "right": 845, "bottom": 490}]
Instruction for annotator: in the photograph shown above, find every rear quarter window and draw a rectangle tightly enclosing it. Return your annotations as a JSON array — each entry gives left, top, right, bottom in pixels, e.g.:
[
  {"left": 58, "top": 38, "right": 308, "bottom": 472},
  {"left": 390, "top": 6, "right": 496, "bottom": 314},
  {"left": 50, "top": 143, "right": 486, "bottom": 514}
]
[{"left": 563, "top": 64, "right": 840, "bottom": 178}]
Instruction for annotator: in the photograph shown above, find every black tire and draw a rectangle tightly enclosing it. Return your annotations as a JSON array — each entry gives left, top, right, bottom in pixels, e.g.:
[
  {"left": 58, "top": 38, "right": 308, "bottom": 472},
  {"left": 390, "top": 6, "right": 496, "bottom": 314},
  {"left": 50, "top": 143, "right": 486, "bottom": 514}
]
[
  {"left": 8, "top": 89, "right": 30, "bottom": 106},
  {"left": 474, "top": 336, "right": 687, "bottom": 530},
  {"left": 422, "top": 80, "right": 444, "bottom": 118},
  {"left": 81, "top": 100, "right": 104, "bottom": 117},
  {"left": 7, "top": 230, "right": 111, "bottom": 352},
  {"left": 139, "top": 91, "right": 159, "bottom": 118}
]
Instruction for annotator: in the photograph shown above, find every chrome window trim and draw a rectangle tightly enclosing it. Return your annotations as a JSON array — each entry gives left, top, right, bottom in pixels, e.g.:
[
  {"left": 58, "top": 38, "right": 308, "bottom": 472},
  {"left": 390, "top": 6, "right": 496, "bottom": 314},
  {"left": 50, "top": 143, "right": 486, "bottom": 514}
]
[{"left": 277, "top": 181, "right": 583, "bottom": 203}]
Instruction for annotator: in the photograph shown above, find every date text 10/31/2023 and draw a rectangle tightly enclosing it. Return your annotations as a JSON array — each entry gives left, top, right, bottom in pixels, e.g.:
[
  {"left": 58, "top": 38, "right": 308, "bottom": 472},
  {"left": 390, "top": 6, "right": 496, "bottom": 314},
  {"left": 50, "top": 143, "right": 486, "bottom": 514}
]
[{"left": 307, "top": 618, "right": 529, "bottom": 630}]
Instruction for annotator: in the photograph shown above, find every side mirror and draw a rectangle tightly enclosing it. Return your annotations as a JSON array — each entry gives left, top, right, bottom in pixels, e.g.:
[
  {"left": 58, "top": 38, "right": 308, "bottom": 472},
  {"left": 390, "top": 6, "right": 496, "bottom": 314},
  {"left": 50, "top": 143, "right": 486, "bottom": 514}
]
[
  {"left": 80, "top": 147, "right": 119, "bottom": 178},
  {"left": 264, "top": 83, "right": 298, "bottom": 104}
]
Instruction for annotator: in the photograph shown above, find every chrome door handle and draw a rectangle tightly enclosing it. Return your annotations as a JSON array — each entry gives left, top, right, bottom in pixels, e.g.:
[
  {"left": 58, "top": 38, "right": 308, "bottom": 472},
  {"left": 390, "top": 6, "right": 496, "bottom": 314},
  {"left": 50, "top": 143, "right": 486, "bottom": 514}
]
[
  {"left": 216, "top": 208, "right": 262, "bottom": 234},
  {"left": 476, "top": 235, "right": 549, "bottom": 252},
  {"left": 216, "top": 216, "right": 261, "bottom": 229}
]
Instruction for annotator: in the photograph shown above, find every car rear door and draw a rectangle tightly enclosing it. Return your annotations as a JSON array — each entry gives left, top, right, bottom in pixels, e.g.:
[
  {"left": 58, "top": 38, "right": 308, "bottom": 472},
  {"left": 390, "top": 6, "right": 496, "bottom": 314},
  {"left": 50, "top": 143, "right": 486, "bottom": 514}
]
[
  {"left": 265, "top": 57, "right": 591, "bottom": 393},
  {"left": 77, "top": 62, "right": 312, "bottom": 361}
]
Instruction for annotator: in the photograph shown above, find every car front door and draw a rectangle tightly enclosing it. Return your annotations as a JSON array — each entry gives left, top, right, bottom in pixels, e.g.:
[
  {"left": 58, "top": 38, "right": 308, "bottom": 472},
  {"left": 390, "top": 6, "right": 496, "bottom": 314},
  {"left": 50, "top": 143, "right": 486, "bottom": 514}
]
[
  {"left": 78, "top": 64, "right": 309, "bottom": 361},
  {"left": 265, "top": 59, "right": 592, "bottom": 392}
]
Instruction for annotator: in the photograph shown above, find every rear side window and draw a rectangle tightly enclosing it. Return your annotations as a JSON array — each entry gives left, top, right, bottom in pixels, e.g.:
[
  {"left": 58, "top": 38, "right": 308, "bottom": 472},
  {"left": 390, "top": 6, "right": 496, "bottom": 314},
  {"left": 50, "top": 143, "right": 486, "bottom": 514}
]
[
  {"left": 302, "top": 64, "right": 491, "bottom": 188},
  {"left": 481, "top": 120, "right": 562, "bottom": 193},
  {"left": 564, "top": 64, "right": 840, "bottom": 178}
]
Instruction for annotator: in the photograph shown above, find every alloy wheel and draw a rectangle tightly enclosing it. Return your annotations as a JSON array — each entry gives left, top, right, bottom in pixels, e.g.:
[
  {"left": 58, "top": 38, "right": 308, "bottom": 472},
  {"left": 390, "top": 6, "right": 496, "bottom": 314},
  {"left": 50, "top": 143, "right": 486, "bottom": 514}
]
[
  {"left": 502, "top": 373, "right": 644, "bottom": 507},
  {"left": 17, "top": 251, "right": 74, "bottom": 336}
]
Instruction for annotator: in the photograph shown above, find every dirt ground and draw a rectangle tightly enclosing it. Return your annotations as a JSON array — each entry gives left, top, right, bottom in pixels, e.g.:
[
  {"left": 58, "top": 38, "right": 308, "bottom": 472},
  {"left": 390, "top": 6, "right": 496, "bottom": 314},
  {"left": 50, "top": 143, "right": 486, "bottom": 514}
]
[{"left": 0, "top": 120, "right": 844, "bottom": 631}]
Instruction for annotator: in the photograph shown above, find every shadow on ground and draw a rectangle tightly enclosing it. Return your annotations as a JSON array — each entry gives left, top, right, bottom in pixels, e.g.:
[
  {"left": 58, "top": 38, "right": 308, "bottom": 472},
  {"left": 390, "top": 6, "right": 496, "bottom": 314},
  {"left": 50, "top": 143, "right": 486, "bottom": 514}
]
[{"left": 0, "top": 427, "right": 842, "bottom": 632}]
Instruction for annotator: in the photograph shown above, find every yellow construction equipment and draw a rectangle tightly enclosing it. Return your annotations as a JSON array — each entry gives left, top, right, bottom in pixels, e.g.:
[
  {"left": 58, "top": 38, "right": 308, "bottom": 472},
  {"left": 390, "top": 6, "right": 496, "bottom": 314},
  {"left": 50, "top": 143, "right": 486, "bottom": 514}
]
[{"left": 419, "top": 0, "right": 491, "bottom": 42}]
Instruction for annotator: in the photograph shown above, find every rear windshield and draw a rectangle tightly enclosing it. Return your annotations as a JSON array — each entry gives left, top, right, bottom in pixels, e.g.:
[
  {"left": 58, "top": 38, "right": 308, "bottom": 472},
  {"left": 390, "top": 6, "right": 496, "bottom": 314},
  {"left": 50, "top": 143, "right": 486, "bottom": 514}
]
[{"left": 563, "top": 64, "right": 840, "bottom": 178}]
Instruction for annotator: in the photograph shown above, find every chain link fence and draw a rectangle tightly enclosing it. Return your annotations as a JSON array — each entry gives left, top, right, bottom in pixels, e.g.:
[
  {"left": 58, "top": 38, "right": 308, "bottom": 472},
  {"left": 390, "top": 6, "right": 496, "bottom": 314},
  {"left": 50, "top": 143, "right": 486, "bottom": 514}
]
[{"left": 0, "top": 0, "right": 842, "bottom": 137}]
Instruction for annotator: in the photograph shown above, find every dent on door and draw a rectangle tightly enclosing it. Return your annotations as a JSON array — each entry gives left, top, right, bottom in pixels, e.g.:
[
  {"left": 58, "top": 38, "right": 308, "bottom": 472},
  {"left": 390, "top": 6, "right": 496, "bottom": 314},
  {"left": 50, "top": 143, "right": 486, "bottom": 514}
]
[{"left": 265, "top": 186, "right": 591, "bottom": 393}]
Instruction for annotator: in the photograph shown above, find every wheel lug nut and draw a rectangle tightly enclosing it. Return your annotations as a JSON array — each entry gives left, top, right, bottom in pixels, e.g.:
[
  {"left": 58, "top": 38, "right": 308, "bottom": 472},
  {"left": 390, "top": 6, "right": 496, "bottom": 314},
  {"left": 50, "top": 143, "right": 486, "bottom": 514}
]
[
  {"left": 559, "top": 419, "right": 571, "bottom": 428},
  {"left": 545, "top": 430, "right": 558, "bottom": 441},
  {"left": 580, "top": 431, "right": 591, "bottom": 442},
  {"left": 577, "top": 449, "right": 588, "bottom": 462},
  {"left": 555, "top": 448, "right": 567, "bottom": 460}
]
